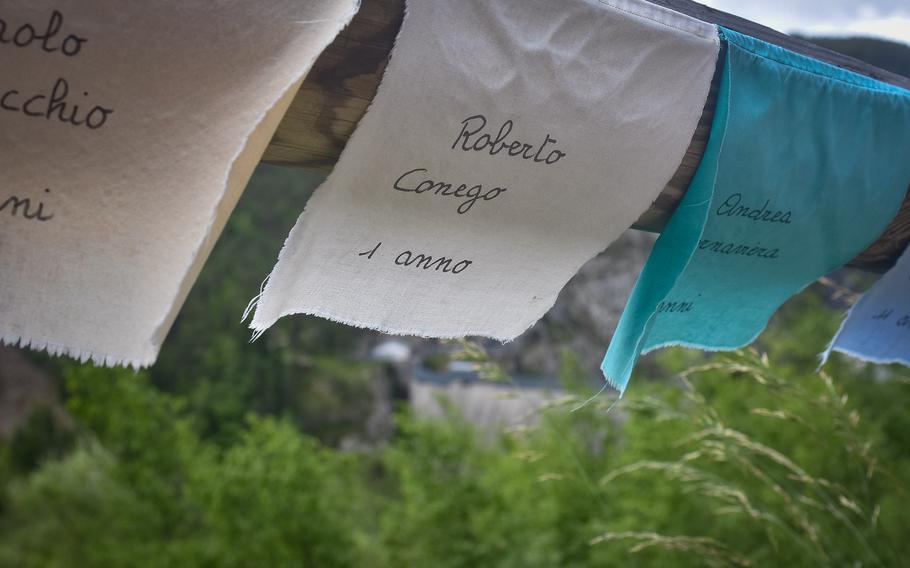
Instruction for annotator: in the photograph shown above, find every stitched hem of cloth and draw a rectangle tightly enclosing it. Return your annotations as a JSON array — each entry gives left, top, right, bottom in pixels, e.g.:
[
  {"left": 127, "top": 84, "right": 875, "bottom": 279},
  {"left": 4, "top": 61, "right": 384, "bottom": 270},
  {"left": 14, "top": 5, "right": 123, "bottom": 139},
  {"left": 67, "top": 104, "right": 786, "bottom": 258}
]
[{"left": 598, "top": 0, "right": 717, "bottom": 40}]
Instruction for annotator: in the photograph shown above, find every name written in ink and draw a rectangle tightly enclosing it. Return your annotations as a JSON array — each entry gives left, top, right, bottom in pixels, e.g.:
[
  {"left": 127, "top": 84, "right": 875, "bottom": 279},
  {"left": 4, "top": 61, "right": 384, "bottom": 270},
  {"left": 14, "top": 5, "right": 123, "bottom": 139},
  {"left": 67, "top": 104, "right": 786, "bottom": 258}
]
[
  {"left": 716, "top": 193, "right": 792, "bottom": 224},
  {"left": 0, "top": 188, "right": 55, "bottom": 222},
  {"left": 451, "top": 114, "right": 566, "bottom": 165}
]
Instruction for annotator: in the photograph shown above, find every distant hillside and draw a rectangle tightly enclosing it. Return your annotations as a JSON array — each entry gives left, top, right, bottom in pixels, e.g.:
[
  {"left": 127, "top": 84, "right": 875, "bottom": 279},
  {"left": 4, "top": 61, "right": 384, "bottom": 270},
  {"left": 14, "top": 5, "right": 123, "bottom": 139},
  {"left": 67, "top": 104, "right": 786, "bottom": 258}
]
[{"left": 802, "top": 36, "right": 910, "bottom": 78}]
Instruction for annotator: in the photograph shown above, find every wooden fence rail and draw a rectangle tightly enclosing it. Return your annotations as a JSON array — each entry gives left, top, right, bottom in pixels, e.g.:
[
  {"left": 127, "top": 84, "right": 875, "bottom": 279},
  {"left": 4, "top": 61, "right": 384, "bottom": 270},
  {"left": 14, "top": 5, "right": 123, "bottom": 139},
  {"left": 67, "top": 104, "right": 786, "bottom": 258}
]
[{"left": 261, "top": 0, "right": 910, "bottom": 272}]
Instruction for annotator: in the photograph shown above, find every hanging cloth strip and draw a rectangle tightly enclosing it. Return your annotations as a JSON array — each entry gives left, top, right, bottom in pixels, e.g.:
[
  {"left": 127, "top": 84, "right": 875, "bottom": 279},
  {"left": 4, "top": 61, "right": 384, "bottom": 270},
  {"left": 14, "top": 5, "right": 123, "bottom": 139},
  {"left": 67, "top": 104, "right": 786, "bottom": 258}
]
[
  {"left": 248, "top": 0, "right": 719, "bottom": 341},
  {"left": 822, "top": 244, "right": 910, "bottom": 368},
  {"left": 0, "top": 1, "right": 358, "bottom": 368},
  {"left": 601, "top": 27, "right": 910, "bottom": 393}
]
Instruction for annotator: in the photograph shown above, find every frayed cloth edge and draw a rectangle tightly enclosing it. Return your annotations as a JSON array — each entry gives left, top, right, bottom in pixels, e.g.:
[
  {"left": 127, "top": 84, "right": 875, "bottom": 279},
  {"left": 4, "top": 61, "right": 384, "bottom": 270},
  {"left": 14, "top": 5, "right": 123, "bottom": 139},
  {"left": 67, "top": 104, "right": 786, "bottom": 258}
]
[
  {"left": 0, "top": 332, "right": 152, "bottom": 371},
  {"left": 150, "top": 2, "right": 361, "bottom": 357}
]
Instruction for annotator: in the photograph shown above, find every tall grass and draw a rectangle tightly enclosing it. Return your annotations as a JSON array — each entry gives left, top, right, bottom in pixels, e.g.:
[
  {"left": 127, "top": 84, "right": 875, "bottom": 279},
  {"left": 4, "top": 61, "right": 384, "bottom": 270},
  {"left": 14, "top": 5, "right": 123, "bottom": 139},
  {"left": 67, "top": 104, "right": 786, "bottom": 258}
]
[
  {"left": 589, "top": 348, "right": 902, "bottom": 567},
  {"left": 447, "top": 336, "right": 906, "bottom": 566}
]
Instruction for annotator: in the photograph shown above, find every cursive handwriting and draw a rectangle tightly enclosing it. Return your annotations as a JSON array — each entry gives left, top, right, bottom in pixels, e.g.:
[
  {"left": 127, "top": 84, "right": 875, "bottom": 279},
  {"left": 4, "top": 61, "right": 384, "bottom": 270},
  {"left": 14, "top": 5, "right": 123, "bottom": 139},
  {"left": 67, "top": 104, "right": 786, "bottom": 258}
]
[
  {"left": 393, "top": 167, "right": 506, "bottom": 214},
  {"left": 0, "top": 188, "right": 54, "bottom": 222},
  {"left": 394, "top": 250, "right": 472, "bottom": 274},
  {"left": 656, "top": 300, "right": 694, "bottom": 314},
  {"left": 716, "top": 193, "right": 792, "bottom": 224},
  {"left": 0, "top": 10, "right": 87, "bottom": 57},
  {"left": 698, "top": 238, "right": 779, "bottom": 259},
  {"left": 872, "top": 308, "right": 893, "bottom": 321},
  {"left": 1, "top": 76, "right": 113, "bottom": 130},
  {"left": 451, "top": 114, "right": 566, "bottom": 165}
]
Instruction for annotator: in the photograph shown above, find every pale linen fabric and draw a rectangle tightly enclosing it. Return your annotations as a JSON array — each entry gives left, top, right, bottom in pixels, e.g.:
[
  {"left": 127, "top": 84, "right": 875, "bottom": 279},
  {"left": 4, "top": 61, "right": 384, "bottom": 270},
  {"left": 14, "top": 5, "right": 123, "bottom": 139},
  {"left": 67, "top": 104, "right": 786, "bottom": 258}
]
[
  {"left": 0, "top": 0, "right": 358, "bottom": 367},
  {"left": 250, "top": 0, "right": 720, "bottom": 340},
  {"left": 822, "top": 245, "right": 910, "bottom": 368}
]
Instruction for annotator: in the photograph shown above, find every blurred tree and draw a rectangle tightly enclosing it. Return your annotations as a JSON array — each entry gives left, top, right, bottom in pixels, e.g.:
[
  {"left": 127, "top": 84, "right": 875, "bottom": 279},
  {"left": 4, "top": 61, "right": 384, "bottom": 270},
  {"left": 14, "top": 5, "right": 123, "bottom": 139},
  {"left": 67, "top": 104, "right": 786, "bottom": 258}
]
[{"left": 148, "top": 165, "right": 377, "bottom": 446}]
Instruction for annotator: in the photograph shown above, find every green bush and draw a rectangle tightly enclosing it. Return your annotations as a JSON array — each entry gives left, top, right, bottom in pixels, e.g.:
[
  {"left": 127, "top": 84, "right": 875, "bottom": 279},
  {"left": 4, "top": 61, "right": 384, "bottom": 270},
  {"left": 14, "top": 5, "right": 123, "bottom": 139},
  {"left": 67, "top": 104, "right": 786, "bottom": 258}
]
[
  {"left": 3, "top": 167, "right": 909, "bottom": 566},
  {"left": 3, "top": 322, "right": 909, "bottom": 566}
]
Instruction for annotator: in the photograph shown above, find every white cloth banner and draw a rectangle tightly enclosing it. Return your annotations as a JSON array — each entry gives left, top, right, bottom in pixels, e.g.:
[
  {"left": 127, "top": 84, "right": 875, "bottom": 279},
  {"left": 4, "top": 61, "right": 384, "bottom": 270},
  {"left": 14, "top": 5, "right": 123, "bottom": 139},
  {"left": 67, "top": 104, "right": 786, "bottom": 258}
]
[
  {"left": 249, "top": 0, "right": 720, "bottom": 340},
  {"left": 822, "top": 245, "right": 910, "bottom": 367},
  {"left": 0, "top": 0, "right": 358, "bottom": 367}
]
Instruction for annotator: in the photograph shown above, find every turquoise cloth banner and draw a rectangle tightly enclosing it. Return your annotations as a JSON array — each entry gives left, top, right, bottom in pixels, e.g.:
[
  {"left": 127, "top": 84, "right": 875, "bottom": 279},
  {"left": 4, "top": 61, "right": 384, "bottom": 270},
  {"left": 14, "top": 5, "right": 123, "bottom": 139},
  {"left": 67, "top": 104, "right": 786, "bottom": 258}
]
[
  {"left": 822, "top": 244, "right": 910, "bottom": 368},
  {"left": 601, "top": 28, "right": 910, "bottom": 393}
]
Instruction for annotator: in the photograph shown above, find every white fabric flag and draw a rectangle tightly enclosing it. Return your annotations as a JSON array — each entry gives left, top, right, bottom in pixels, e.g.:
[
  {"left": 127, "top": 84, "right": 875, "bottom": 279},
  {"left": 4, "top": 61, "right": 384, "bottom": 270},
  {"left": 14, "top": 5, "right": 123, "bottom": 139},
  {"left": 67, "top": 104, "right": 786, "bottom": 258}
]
[
  {"left": 822, "top": 246, "right": 910, "bottom": 367},
  {"left": 249, "top": 0, "right": 720, "bottom": 340},
  {"left": 0, "top": 1, "right": 358, "bottom": 367}
]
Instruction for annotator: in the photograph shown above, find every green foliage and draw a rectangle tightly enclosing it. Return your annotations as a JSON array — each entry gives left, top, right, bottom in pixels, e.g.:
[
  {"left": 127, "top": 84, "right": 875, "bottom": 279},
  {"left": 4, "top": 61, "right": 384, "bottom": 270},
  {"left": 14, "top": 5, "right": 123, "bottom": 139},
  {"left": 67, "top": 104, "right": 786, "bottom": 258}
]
[
  {"left": 6, "top": 407, "right": 73, "bottom": 475},
  {"left": 378, "top": 410, "right": 562, "bottom": 568},
  {"left": 1, "top": 365, "right": 368, "bottom": 567},
  {"left": 0, "top": 444, "right": 166, "bottom": 568},
  {"left": 185, "top": 417, "right": 364, "bottom": 568},
  {"left": 3, "top": 290, "right": 910, "bottom": 566},
  {"left": 148, "top": 165, "right": 375, "bottom": 446},
  {"left": 598, "top": 350, "right": 910, "bottom": 567},
  {"left": 4, "top": 166, "right": 910, "bottom": 565}
]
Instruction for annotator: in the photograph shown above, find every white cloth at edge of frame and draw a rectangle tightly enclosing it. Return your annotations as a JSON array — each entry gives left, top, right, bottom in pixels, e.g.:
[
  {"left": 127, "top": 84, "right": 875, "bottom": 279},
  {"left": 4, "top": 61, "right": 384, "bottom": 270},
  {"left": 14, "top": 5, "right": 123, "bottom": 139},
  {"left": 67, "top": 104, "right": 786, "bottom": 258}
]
[{"left": 0, "top": 0, "right": 358, "bottom": 367}]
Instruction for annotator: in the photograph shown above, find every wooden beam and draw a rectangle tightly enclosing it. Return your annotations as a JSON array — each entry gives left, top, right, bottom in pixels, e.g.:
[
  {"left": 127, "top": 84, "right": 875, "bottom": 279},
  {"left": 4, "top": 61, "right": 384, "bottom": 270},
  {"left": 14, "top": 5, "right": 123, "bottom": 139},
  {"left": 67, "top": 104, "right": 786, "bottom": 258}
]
[{"left": 261, "top": 0, "right": 910, "bottom": 272}]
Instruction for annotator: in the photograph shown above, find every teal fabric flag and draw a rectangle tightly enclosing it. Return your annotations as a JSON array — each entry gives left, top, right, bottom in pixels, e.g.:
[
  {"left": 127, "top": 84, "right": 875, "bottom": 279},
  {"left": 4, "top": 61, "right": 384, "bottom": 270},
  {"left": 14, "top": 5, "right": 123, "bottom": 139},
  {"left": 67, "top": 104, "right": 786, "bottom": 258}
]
[{"left": 601, "top": 28, "right": 910, "bottom": 393}]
